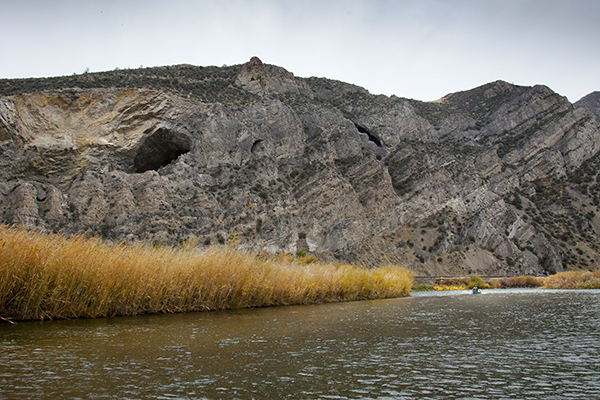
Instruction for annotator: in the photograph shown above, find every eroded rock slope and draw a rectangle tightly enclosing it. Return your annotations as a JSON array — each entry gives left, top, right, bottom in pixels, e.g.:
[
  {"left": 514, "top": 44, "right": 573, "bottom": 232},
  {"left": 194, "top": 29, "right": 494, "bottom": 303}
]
[{"left": 2, "top": 57, "right": 600, "bottom": 276}]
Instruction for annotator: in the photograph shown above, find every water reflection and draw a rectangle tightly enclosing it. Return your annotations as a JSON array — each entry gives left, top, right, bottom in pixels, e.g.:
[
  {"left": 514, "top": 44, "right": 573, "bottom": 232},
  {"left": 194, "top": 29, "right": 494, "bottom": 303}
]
[{"left": 1, "top": 289, "right": 599, "bottom": 399}]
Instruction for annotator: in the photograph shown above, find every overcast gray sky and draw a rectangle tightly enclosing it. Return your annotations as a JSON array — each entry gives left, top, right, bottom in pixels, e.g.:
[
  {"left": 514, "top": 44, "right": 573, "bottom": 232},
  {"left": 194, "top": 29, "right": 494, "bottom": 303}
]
[{"left": 1, "top": 0, "right": 599, "bottom": 102}]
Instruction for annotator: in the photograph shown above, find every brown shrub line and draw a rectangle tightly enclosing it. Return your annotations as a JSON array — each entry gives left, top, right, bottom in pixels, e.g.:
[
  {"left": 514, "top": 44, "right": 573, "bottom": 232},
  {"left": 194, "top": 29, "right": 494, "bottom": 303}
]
[
  {"left": 445, "top": 272, "right": 600, "bottom": 290},
  {"left": 434, "top": 275, "right": 491, "bottom": 289},
  {"left": 488, "top": 275, "right": 544, "bottom": 289},
  {"left": 542, "top": 270, "right": 600, "bottom": 289}
]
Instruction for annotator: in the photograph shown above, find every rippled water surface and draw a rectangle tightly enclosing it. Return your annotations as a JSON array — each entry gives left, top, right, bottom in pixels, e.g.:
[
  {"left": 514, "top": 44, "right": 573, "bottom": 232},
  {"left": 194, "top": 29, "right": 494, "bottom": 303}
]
[{"left": 1, "top": 289, "right": 599, "bottom": 399}]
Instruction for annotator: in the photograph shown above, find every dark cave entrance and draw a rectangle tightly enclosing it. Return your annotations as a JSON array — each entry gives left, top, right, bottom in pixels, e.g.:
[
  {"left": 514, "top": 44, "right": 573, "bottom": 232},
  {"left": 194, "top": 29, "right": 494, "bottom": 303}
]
[
  {"left": 134, "top": 128, "right": 192, "bottom": 173},
  {"left": 354, "top": 123, "right": 382, "bottom": 147},
  {"left": 251, "top": 139, "right": 265, "bottom": 155}
]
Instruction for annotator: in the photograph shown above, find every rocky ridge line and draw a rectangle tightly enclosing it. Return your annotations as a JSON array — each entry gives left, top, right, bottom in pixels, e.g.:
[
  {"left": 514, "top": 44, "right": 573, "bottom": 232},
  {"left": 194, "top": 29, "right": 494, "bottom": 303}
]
[{"left": 1, "top": 57, "right": 600, "bottom": 277}]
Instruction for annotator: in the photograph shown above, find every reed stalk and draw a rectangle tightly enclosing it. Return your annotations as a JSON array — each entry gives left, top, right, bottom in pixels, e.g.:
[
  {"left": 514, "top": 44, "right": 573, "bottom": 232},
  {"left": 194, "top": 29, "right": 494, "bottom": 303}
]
[
  {"left": 0, "top": 226, "right": 413, "bottom": 321},
  {"left": 489, "top": 275, "right": 544, "bottom": 289},
  {"left": 542, "top": 270, "right": 600, "bottom": 289}
]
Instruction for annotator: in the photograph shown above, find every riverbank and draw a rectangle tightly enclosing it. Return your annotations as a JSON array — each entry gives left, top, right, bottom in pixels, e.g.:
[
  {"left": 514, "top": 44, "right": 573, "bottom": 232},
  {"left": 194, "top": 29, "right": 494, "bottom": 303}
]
[
  {"left": 543, "top": 270, "right": 600, "bottom": 289},
  {"left": 412, "top": 271, "right": 600, "bottom": 292},
  {"left": 0, "top": 226, "right": 412, "bottom": 321}
]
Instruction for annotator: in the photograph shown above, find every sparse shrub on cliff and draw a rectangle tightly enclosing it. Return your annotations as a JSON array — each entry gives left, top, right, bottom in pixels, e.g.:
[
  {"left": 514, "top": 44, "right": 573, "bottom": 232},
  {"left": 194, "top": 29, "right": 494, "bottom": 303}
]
[
  {"left": 0, "top": 64, "right": 258, "bottom": 106},
  {"left": 295, "top": 249, "right": 307, "bottom": 258},
  {"left": 0, "top": 226, "right": 413, "bottom": 321}
]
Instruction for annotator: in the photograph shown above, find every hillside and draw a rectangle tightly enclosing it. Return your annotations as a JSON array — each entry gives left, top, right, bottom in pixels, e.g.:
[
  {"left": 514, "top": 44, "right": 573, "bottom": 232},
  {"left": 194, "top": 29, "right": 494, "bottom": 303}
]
[
  {"left": 575, "top": 91, "right": 600, "bottom": 121},
  {"left": 2, "top": 56, "right": 600, "bottom": 276}
]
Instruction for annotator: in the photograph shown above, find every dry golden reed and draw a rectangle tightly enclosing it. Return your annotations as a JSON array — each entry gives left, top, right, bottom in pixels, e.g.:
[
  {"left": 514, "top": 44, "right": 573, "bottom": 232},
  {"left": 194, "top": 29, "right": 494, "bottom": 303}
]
[
  {"left": 542, "top": 270, "right": 600, "bottom": 289},
  {"left": 0, "top": 226, "right": 412, "bottom": 321},
  {"left": 489, "top": 275, "right": 544, "bottom": 289},
  {"left": 434, "top": 275, "right": 490, "bottom": 290}
]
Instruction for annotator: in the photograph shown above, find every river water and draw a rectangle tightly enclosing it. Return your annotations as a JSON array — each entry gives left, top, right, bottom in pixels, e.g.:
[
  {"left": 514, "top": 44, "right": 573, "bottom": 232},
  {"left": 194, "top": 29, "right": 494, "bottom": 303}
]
[{"left": 1, "top": 289, "right": 599, "bottom": 399}]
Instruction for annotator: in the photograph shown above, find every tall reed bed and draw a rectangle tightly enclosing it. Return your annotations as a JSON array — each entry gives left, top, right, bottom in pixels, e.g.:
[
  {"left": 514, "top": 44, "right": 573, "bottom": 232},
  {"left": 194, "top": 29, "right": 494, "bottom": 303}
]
[
  {"left": 434, "top": 275, "right": 490, "bottom": 290},
  {"left": 489, "top": 275, "right": 544, "bottom": 289},
  {"left": 0, "top": 226, "right": 412, "bottom": 321},
  {"left": 542, "top": 270, "right": 600, "bottom": 289}
]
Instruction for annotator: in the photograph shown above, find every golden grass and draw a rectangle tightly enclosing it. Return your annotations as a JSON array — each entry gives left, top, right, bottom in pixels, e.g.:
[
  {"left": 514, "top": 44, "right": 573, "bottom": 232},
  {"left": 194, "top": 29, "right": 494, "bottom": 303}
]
[
  {"left": 489, "top": 275, "right": 544, "bottom": 289},
  {"left": 0, "top": 226, "right": 412, "bottom": 321},
  {"left": 434, "top": 275, "right": 490, "bottom": 290},
  {"left": 542, "top": 270, "right": 600, "bottom": 289},
  {"left": 433, "top": 285, "right": 466, "bottom": 291}
]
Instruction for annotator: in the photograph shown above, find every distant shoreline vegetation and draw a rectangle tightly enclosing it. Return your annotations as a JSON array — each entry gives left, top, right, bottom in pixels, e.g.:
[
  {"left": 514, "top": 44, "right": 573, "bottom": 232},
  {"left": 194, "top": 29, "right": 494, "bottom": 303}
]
[
  {"left": 0, "top": 226, "right": 412, "bottom": 322},
  {"left": 413, "top": 271, "right": 600, "bottom": 291},
  {"left": 542, "top": 270, "right": 600, "bottom": 289}
]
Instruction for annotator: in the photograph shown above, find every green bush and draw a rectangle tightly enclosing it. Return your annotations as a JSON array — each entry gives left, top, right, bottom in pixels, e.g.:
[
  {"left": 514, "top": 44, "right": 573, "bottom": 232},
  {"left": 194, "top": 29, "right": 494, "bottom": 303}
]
[{"left": 468, "top": 275, "right": 490, "bottom": 289}]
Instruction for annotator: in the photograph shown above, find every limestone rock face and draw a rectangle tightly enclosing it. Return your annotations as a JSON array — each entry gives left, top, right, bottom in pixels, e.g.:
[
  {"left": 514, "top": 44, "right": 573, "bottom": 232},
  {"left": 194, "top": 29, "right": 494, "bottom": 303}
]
[
  {"left": 575, "top": 91, "right": 600, "bottom": 121},
  {"left": 235, "top": 57, "right": 313, "bottom": 97},
  {"left": 1, "top": 59, "right": 600, "bottom": 276}
]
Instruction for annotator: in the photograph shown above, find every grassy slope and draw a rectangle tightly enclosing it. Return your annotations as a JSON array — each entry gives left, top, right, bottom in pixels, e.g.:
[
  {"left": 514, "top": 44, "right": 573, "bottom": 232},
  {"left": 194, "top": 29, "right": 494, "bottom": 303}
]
[{"left": 0, "top": 64, "right": 258, "bottom": 106}]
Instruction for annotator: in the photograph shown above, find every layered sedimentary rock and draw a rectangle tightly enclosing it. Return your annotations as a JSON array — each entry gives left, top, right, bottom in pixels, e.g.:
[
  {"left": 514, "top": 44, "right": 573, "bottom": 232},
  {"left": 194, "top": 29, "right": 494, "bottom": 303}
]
[
  {"left": 1, "top": 58, "right": 600, "bottom": 276},
  {"left": 575, "top": 91, "right": 600, "bottom": 121}
]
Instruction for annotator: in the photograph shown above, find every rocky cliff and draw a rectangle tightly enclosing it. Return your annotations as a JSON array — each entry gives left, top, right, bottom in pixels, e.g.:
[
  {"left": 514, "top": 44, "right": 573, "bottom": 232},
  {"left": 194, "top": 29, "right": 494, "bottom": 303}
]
[
  {"left": 2, "top": 57, "right": 600, "bottom": 276},
  {"left": 575, "top": 91, "right": 600, "bottom": 121}
]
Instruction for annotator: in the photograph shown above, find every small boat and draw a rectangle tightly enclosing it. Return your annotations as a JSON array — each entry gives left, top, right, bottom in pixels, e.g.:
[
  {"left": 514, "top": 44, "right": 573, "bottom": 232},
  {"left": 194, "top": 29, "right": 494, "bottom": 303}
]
[{"left": 472, "top": 286, "right": 482, "bottom": 294}]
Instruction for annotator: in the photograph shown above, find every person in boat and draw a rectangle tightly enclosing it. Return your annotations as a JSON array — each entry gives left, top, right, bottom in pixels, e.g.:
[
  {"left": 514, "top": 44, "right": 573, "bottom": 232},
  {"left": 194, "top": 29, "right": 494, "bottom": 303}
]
[{"left": 472, "top": 286, "right": 481, "bottom": 294}]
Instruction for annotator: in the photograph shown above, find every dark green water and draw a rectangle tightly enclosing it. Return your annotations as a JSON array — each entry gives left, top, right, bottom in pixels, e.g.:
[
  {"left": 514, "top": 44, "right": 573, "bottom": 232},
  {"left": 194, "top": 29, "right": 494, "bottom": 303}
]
[{"left": 1, "top": 289, "right": 599, "bottom": 399}]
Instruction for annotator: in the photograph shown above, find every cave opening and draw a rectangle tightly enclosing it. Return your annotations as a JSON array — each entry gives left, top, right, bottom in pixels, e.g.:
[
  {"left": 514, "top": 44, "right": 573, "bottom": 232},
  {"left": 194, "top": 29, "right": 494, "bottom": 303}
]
[
  {"left": 134, "top": 128, "right": 191, "bottom": 173},
  {"left": 251, "top": 139, "right": 264, "bottom": 155},
  {"left": 354, "top": 123, "right": 382, "bottom": 147}
]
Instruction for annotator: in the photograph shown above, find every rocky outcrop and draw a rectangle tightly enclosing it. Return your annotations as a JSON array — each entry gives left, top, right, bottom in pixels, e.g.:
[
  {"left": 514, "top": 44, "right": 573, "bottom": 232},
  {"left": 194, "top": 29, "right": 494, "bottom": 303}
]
[
  {"left": 1, "top": 57, "right": 600, "bottom": 276},
  {"left": 235, "top": 56, "right": 313, "bottom": 98},
  {"left": 575, "top": 91, "right": 600, "bottom": 121}
]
